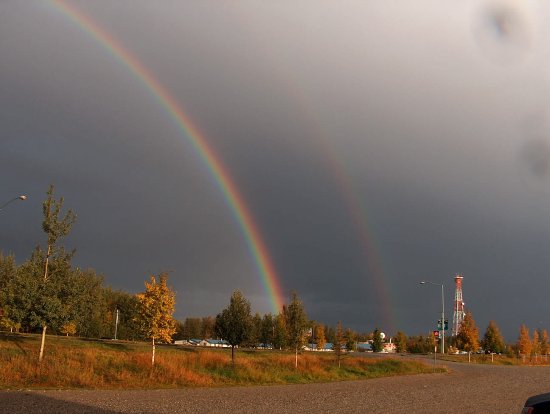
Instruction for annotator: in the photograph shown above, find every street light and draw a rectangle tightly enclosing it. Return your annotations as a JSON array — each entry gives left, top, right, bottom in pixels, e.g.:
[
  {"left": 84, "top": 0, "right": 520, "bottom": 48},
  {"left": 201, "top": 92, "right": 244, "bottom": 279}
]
[
  {"left": 0, "top": 195, "right": 27, "bottom": 211},
  {"left": 420, "top": 280, "right": 445, "bottom": 355}
]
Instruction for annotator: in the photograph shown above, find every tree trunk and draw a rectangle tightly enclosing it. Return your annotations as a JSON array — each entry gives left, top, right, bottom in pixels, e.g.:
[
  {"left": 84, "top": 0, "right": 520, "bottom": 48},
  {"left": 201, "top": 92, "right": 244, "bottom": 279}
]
[
  {"left": 39, "top": 325, "right": 47, "bottom": 362},
  {"left": 43, "top": 243, "right": 51, "bottom": 281},
  {"left": 151, "top": 337, "right": 155, "bottom": 366}
]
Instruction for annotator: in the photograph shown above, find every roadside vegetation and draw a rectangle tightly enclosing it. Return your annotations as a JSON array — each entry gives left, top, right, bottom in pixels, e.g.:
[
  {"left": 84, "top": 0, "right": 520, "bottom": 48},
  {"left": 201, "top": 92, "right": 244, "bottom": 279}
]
[{"left": 0, "top": 333, "right": 442, "bottom": 389}]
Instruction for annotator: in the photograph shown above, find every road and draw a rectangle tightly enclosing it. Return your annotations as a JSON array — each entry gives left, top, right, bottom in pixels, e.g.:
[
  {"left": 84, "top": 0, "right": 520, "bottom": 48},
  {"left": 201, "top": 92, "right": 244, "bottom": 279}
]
[{"left": 2, "top": 359, "right": 550, "bottom": 413}]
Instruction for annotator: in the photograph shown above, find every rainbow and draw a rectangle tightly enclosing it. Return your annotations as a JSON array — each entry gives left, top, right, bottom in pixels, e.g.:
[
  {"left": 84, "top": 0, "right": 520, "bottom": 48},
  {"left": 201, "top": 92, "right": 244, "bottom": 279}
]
[{"left": 47, "top": 0, "right": 284, "bottom": 313}]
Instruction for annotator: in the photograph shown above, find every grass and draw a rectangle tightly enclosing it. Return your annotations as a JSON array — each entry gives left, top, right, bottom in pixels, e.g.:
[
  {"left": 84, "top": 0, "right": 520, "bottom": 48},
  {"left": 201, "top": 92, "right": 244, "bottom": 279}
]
[{"left": 0, "top": 333, "right": 444, "bottom": 389}]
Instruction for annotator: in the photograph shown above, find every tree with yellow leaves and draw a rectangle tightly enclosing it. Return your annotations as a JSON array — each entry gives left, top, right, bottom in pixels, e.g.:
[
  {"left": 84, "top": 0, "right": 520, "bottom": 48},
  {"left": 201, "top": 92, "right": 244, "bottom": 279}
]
[
  {"left": 456, "top": 311, "right": 479, "bottom": 353},
  {"left": 136, "top": 273, "right": 176, "bottom": 366},
  {"left": 518, "top": 324, "right": 532, "bottom": 361},
  {"left": 315, "top": 325, "right": 326, "bottom": 351}
]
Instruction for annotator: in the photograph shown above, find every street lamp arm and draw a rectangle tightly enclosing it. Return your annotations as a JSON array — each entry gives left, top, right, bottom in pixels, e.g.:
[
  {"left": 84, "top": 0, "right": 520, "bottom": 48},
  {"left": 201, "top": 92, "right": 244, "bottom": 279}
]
[{"left": 0, "top": 195, "right": 27, "bottom": 211}]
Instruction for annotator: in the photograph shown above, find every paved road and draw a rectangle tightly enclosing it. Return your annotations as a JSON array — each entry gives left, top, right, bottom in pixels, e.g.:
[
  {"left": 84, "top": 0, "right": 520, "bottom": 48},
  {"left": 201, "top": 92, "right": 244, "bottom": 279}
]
[{"left": 2, "top": 359, "right": 550, "bottom": 413}]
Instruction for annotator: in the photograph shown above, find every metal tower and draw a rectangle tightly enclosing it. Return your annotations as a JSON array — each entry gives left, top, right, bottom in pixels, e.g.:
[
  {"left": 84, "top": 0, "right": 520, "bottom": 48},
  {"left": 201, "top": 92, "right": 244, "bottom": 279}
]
[{"left": 452, "top": 274, "right": 465, "bottom": 337}]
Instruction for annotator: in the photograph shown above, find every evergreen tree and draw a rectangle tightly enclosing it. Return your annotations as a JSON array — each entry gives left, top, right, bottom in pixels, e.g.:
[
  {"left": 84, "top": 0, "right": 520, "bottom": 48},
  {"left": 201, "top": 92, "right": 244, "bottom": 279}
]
[
  {"left": 214, "top": 290, "right": 252, "bottom": 364},
  {"left": 136, "top": 273, "right": 177, "bottom": 366},
  {"left": 285, "top": 292, "right": 308, "bottom": 368},
  {"left": 481, "top": 320, "right": 505, "bottom": 354},
  {"left": 456, "top": 311, "right": 479, "bottom": 352}
]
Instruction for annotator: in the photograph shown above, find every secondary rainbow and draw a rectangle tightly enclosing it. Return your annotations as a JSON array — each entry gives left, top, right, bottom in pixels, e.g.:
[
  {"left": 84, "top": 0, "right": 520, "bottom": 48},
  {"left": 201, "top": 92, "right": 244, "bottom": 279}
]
[{"left": 47, "top": 0, "right": 284, "bottom": 313}]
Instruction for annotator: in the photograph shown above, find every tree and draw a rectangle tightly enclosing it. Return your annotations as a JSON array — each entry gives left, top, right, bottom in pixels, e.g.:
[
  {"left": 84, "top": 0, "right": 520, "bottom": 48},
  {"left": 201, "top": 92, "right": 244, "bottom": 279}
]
[
  {"left": 532, "top": 330, "right": 541, "bottom": 359},
  {"left": 333, "top": 321, "right": 345, "bottom": 367},
  {"left": 37, "top": 185, "right": 76, "bottom": 362},
  {"left": 260, "top": 313, "right": 274, "bottom": 348},
  {"left": 539, "top": 329, "right": 549, "bottom": 356},
  {"left": 272, "top": 312, "right": 288, "bottom": 350},
  {"left": 372, "top": 328, "right": 384, "bottom": 353},
  {"left": 456, "top": 312, "right": 479, "bottom": 353},
  {"left": 315, "top": 325, "right": 326, "bottom": 351},
  {"left": 245, "top": 312, "right": 262, "bottom": 347},
  {"left": 136, "top": 273, "right": 177, "bottom": 366},
  {"left": 345, "top": 328, "right": 357, "bottom": 352},
  {"left": 481, "top": 320, "right": 506, "bottom": 354},
  {"left": 518, "top": 325, "right": 532, "bottom": 360},
  {"left": 60, "top": 322, "right": 76, "bottom": 336},
  {"left": 214, "top": 290, "right": 252, "bottom": 364},
  {"left": 182, "top": 318, "right": 202, "bottom": 339},
  {"left": 201, "top": 316, "right": 215, "bottom": 339},
  {"left": 394, "top": 331, "right": 408, "bottom": 353},
  {"left": 284, "top": 292, "right": 308, "bottom": 368}
]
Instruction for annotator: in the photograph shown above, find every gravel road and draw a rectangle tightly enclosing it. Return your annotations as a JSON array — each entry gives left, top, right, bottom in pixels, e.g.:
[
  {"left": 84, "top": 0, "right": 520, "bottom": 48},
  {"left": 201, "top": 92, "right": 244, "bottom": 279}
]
[{"left": 2, "top": 359, "right": 550, "bottom": 413}]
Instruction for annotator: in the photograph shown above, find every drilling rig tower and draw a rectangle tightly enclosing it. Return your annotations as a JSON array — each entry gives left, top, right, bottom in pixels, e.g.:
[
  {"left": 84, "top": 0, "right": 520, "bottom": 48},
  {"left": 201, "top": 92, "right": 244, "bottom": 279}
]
[{"left": 452, "top": 274, "right": 465, "bottom": 337}]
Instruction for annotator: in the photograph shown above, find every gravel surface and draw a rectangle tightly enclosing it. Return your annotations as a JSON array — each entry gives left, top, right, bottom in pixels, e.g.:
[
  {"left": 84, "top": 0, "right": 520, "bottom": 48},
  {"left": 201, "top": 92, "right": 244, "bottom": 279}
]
[{"left": 2, "top": 359, "right": 550, "bottom": 413}]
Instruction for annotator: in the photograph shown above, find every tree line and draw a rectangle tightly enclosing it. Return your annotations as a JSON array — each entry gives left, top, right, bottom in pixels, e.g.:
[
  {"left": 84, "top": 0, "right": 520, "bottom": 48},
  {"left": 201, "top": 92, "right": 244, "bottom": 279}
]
[{"left": 1, "top": 186, "right": 547, "bottom": 364}]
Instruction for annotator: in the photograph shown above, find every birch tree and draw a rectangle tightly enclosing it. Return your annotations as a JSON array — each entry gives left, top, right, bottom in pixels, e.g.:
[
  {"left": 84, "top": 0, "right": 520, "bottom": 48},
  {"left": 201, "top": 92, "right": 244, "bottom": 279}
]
[
  {"left": 285, "top": 292, "right": 308, "bottom": 368},
  {"left": 136, "top": 273, "right": 177, "bottom": 366},
  {"left": 39, "top": 185, "right": 76, "bottom": 362}
]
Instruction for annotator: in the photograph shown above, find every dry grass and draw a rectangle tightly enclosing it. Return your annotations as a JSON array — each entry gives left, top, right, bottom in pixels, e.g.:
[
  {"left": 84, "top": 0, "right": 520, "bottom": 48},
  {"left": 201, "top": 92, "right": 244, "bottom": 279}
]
[{"left": 0, "top": 333, "right": 442, "bottom": 389}]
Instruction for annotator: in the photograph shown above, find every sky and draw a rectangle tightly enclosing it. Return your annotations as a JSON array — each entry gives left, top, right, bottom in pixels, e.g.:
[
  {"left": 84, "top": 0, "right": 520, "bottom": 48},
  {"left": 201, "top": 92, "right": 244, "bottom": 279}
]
[{"left": 1, "top": 0, "right": 550, "bottom": 340}]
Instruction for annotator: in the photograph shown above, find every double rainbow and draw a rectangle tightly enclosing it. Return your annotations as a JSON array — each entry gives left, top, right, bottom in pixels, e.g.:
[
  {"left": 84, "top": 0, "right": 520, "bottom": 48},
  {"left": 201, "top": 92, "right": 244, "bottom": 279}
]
[{"left": 48, "top": 0, "right": 284, "bottom": 313}]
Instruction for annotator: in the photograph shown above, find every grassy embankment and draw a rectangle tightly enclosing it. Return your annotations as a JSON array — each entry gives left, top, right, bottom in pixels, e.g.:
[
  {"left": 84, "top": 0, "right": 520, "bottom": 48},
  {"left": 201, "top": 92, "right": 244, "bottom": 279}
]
[{"left": 0, "top": 333, "right": 444, "bottom": 389}]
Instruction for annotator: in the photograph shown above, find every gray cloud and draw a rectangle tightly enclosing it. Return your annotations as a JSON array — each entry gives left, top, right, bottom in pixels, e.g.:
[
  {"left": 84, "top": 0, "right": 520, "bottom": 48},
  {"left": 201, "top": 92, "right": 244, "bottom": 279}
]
[{"left": 2, "top": 1, "right": 550, "bottom": 340}]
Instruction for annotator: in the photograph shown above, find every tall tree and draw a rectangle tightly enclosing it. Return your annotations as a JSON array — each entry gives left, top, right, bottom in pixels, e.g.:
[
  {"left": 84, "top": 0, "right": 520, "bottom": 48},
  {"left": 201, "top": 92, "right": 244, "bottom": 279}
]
[
  {"left": 481, "top": 320, "right": 506, "bottom": 354},
  {"left": 214, "top": 290, "right": 252, "bottom": 364},
  {"left": 456, "top": 312, "right": 479, "bottom": 352},
  {"left": 518, "top": 324, "right": 532, "bottom": 359},
  {"left": 136, "top": 273, "right": 177, "bottom": 366},
  {"left": 285, "top": 292, "right": 308, "bottom": 368},
  {"left": 372, "top": 328, "right": 384, "bottom": 353},
  {"left": 38, "top": 185, "right": 76, "bottom": 362}
]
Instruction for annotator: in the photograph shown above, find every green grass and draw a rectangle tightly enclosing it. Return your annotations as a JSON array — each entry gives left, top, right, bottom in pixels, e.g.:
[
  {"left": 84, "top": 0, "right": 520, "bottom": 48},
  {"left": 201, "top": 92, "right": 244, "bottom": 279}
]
[{"left": 0, "top": 333, "right": 444, "bottom": 389}]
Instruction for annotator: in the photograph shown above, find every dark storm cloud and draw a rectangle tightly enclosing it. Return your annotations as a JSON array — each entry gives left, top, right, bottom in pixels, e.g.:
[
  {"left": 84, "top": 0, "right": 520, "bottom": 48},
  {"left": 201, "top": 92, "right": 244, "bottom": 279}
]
[{"left": 2, "top": 0, "right": 550, "bottom": 340}]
